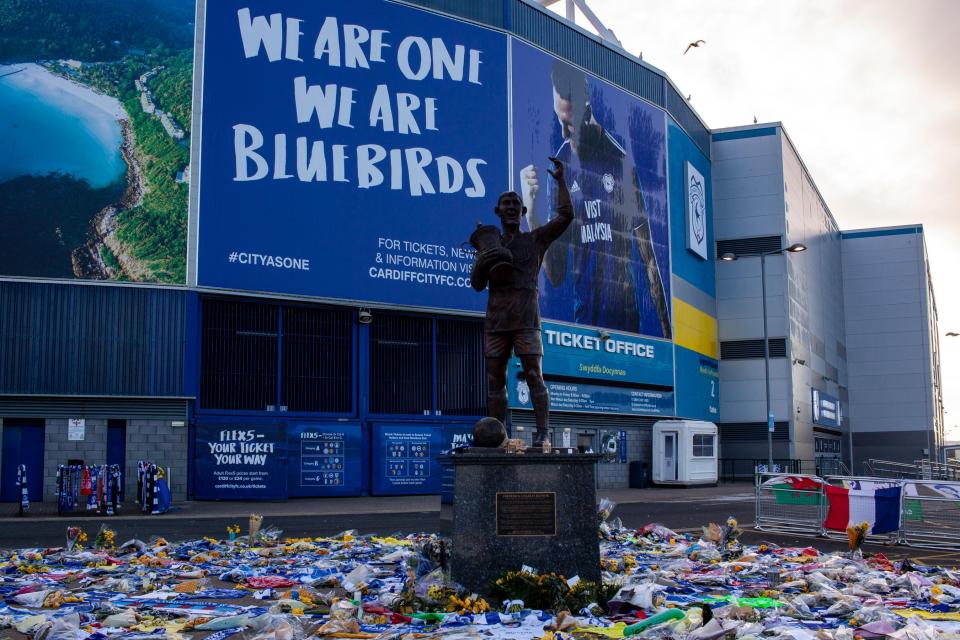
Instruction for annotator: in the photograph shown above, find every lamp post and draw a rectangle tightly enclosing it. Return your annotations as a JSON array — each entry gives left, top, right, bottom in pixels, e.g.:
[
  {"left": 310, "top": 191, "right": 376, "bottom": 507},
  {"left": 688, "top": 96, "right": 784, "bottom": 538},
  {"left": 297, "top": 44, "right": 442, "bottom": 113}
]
[{"left": 720, "top": 243, "right": 806, "bottom": 469}]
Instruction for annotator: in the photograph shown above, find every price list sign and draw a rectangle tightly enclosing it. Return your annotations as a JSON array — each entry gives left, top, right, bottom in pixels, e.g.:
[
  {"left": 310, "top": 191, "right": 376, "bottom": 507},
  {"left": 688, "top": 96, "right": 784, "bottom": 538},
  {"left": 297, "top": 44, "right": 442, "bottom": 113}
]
[{"left": 301, "top": 433, "right": 345, "bottom": 487}]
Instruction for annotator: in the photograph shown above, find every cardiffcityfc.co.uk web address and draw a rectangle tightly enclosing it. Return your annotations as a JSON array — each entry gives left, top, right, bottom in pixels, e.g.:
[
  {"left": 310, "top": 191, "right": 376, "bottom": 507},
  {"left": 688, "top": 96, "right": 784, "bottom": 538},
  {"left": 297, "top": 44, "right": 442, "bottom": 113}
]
[
  {"left": 227, "top": 251, "right": 311, "bottom": 270},
  {"left": 368, "top": 266, "right": 472, "bottom": 288},
  {"left": 214, "top": 482, "right": 267, "bottom": 489}
]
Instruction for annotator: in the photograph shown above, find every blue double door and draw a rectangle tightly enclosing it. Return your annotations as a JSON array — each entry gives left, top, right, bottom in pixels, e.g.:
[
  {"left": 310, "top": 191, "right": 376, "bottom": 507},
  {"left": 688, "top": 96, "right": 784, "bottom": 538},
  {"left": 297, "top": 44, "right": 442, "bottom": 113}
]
[{"left": 1, "top": 419, "right": 45, "bottom": 502}]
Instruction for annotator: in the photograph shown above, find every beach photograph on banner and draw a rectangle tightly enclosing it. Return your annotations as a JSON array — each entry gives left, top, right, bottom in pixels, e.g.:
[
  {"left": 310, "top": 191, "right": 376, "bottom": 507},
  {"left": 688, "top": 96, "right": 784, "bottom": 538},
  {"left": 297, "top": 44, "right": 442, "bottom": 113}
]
[{"left": 0, "top": 0, "right": 194, "bottom": 283}]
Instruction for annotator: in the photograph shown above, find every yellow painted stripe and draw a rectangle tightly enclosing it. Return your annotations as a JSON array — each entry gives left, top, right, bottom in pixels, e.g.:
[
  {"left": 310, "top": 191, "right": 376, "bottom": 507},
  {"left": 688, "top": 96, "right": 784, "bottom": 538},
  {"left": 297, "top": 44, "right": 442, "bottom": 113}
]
[{"left": 672, "top": 297, "right": 718, "bottom": 359}]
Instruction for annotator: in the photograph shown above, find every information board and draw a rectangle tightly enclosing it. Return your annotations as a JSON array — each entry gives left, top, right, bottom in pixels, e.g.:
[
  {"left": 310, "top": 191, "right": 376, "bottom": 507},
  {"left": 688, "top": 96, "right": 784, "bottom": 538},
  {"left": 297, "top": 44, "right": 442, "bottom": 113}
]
[
  {"left": 195, "top": 419, "right": 287, "bottom": 500},
  {"left": 287, "top": 423, "right": 364, "bottom": 497},
  {"left": 371, "top": 423, "right": 475, "bottom": 495},
  {"left": 509, "top": 379, "right": 673, "bottom": 417},
  {"left": 371, "top": 424, "right": 439, "bottom": 495}
]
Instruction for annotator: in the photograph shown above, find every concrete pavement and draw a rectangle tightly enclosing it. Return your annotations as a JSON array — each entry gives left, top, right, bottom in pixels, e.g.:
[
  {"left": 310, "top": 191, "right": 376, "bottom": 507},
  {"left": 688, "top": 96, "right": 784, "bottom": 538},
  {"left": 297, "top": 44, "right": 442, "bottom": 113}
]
[
  {"left": 0, "top": 484, "right": 956, "bottom": 566},
  {"left": 0, "top": 484, "right": 761, "bottom": 548},
  {"left": 0, "top": 483, "right": 755, "bottom": 521}
]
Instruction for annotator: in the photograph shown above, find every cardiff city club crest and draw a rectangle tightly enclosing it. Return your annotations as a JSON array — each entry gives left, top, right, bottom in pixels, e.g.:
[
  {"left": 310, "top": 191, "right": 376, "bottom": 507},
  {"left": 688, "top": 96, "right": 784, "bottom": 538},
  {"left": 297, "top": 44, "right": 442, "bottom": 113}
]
[
  {"left": 689, "top": 174, "right": 705, "bottom": 244},
  {"left": 685, "top": 162, "right": 708, "bottom": 259},
  {"left": 517, "top": 379, "right": 530, "bottom": 405},
  {"left": 602, "top": 173, "right": 615, "bottom": 194}
]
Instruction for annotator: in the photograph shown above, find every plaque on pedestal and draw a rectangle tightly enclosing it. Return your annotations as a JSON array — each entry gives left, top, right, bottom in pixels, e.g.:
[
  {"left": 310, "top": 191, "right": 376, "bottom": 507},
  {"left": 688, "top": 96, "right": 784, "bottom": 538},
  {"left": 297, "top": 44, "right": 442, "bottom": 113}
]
[{"left": 441, "top": 451, "right": 601, "bottom": 596}]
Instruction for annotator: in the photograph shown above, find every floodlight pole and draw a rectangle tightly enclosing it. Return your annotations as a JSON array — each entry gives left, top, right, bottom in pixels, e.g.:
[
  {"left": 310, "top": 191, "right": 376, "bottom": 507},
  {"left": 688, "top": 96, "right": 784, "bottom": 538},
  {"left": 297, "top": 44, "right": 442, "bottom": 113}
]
[
  {"left": 761, "top": 252, "right": 773, "bottom": 469},
  {"left": 721, "top": 243, "right": 806, "bottom": 471}
]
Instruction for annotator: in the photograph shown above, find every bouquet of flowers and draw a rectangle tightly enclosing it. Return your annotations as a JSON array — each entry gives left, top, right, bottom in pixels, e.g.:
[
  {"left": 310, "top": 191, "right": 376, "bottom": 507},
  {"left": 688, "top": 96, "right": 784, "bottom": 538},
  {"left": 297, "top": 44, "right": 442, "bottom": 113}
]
[
  {"left": 847, "top": 521, "right": 869, "bottom": 557},
  {"left": 95, "top": 524, "right": 116, "bottom": 550},
  {"left": 66, "top": 526, "right": 87, "bottom": 552}
]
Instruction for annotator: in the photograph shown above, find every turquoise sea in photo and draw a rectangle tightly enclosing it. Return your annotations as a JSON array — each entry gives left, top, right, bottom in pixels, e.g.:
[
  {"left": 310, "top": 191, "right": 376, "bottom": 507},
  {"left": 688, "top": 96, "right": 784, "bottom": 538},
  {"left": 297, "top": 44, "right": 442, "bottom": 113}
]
[
  {"left": 0, "top": 64, "right": 125, "bottom": 186},
  {"left": 0, "top": 64, "right": 127, "bottom": 277}
]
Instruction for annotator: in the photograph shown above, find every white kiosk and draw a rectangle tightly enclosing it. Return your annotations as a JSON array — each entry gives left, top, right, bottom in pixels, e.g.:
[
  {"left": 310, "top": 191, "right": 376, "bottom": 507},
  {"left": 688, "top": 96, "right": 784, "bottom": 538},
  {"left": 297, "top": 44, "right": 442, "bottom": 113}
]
[{"left": 652, "top": 420, "right": 718, "bottom": 486}]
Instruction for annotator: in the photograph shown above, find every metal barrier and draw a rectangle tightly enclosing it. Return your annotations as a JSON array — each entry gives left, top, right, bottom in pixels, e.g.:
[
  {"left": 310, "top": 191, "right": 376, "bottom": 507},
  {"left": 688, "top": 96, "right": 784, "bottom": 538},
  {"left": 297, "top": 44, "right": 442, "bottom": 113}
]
[
  {"left": 818, "top": 458, "right": 850, "bottom": 477},
  {"left": 864, "top": 458, "right": 960, "bottom": 482},
  {"left": 755, "top": 472, "right": 825, "bottom": 535},
  {"left": 916, "top": 460, "right": 960, "bottom": 481},
  {"left": 754, "top": 473, "right": 960, "bottom": 551},
  {"left": 820, "top": 475, "right": 900, "bottom": 546},
  {"left": 863, "top": 458, "right": 922, "bottom": 479},
  {"left": 900, "top": 479, "right": 960, "bottom": 549}
]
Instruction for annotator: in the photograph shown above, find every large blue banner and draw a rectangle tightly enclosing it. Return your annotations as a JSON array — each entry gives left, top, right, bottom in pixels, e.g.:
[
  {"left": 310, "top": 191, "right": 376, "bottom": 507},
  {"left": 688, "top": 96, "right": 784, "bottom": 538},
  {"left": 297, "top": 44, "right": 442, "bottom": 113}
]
[
  {"left": 195, "top": 1, "right": 508, "bottom": 310},
  {"left": 287, "top": 422, "right": 364, "bottom": 497},
  {"left": 511, "top": 40, "right": 670, "bottom": 337},
  {"left": 195, "top": 419, "right": 287, "bottom": 500}
]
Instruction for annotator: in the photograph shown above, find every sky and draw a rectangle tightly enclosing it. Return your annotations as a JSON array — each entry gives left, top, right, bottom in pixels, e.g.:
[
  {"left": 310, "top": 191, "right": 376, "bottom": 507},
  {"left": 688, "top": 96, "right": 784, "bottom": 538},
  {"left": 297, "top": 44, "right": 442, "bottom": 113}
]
[{"left": 546, "top": 0, "right": 960, "bottom": 438}]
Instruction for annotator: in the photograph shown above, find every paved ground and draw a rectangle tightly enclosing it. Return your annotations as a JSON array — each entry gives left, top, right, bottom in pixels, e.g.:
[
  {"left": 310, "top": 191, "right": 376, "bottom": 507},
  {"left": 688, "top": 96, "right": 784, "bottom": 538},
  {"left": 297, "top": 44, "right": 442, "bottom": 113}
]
[
  {"left": 0, "top": 483, "right": 955, "bottom": 565},
  {"left": 0, "top": 484, "right": 757, "bottom": 547}
]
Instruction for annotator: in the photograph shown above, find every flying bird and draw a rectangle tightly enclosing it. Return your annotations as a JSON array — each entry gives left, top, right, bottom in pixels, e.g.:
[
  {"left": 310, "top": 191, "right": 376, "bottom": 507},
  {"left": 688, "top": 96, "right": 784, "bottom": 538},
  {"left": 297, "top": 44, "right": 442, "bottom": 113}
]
[
  {"left": 684, "top": 39, "right": 706, "bottom": 55},
  {"left": 947, "top": 331, "right": 959, "bottom": 337}
]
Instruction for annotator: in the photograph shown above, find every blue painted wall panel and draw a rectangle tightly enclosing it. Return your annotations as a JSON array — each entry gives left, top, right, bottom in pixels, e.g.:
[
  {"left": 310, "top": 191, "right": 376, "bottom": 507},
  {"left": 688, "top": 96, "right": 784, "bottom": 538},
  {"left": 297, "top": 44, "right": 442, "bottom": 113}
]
[
  {"left": 668, "top": 119, "right": 716, "bottom": 296},
  {"left": 674, "top": 345, "right": 720, "bottom": 421}
]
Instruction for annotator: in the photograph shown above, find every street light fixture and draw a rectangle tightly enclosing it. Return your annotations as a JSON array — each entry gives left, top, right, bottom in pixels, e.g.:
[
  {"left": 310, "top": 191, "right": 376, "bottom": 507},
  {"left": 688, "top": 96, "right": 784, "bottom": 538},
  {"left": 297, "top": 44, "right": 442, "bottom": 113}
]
[{"left": 718, "top": 242, "right": 807, "bottom": 469}]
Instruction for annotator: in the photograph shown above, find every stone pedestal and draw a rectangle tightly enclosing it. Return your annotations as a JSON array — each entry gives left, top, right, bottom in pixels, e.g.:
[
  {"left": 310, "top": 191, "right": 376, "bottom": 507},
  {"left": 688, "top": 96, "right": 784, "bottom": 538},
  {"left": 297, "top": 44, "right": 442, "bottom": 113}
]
[{"left": 441, "top": 451, "right": 601, "bottom": 596}]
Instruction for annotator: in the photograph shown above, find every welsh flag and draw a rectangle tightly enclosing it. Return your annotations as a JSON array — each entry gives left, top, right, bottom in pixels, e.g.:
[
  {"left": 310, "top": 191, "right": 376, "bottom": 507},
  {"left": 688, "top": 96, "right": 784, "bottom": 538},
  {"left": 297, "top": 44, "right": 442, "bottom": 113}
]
[
  {"left": 823, "top": 481, "right": 901, "bottom": 534},
  {"left": 763, "top": 475, "right": 823, "bottom": 506}
]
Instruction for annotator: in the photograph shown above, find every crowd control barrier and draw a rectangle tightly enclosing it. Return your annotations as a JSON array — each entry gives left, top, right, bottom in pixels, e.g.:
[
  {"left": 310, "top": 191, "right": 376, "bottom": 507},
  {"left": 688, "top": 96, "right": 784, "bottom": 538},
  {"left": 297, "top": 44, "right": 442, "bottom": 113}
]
[
  {"left": 900, "top": 480, "right": 960, "bottom": 549},
  {"left": 755, "top": 472, "right": 960, "bottom": 551},
  {"left": 754, "top": 473, "right": 824, "bottom": 535}
]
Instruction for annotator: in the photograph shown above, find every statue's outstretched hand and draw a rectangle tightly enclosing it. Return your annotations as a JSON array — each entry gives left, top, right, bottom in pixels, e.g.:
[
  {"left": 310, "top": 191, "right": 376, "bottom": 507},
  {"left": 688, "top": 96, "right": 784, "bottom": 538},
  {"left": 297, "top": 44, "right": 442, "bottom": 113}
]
[
  {"left": 546, "top": 156, "right": 565, "bottom": 182},
  {"left": 520, "top": 164, "right": 539, "bottom": 205}
]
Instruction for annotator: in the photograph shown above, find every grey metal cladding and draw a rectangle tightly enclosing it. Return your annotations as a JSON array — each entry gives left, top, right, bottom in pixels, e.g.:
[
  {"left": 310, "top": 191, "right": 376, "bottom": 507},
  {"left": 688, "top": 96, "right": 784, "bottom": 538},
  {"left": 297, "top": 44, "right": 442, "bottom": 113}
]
[{"left": 0, "top": 281, "right": 187, "bottom": 397}]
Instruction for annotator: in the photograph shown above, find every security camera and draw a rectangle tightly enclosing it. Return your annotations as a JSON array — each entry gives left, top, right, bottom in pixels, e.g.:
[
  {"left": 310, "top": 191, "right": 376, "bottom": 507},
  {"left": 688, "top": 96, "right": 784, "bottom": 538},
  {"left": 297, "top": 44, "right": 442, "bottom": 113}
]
[
  {"left": 793, "top": 358, "right": 806, "bottom": 366},
  {"left": 358, "top": 309, "right": 373, "bottom": 324},
  {"left": 599, "top": 330, "right": 611, "bottom": 341}
]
